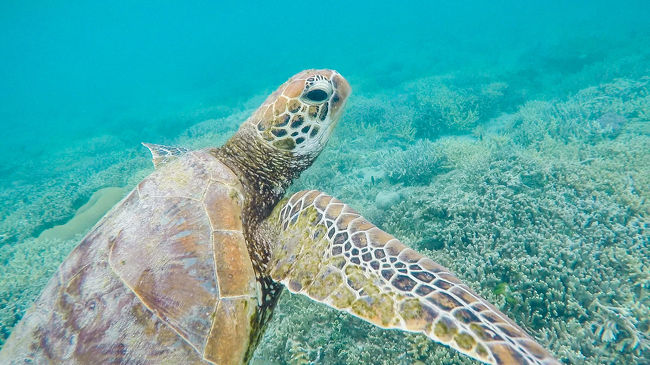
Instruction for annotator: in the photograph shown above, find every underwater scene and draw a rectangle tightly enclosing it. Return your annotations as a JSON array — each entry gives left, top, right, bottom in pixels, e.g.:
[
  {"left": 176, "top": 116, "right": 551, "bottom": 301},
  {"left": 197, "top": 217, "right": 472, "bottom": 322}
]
[{"left": 0, "top": 1, "right": 649, "bottom": 364}]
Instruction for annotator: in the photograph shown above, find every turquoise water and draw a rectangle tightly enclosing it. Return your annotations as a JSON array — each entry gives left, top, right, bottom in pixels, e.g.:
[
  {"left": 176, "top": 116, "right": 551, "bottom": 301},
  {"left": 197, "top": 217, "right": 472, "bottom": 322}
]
[{"left": 1, "top": 1, "right": 649, "bottom": 363}]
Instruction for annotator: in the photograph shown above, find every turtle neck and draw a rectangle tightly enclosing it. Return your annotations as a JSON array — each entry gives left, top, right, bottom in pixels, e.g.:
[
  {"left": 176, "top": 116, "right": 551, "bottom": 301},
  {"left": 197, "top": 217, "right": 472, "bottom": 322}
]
[{"left": 212, "top": 125, "right": 317, "bottom": 225}]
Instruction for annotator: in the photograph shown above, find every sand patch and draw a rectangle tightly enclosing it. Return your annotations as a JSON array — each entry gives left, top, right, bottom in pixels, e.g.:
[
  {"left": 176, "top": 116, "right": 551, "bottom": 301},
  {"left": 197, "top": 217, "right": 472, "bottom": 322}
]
[{"left": 38, "top": 187, "right": 126, "bottom": 240}]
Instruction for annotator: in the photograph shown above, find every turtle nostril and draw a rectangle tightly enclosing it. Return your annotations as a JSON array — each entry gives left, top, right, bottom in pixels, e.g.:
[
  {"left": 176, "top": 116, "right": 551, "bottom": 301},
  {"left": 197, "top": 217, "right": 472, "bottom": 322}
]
[{"left": 304, "top": 89, "right": 329, "bottom": 103}]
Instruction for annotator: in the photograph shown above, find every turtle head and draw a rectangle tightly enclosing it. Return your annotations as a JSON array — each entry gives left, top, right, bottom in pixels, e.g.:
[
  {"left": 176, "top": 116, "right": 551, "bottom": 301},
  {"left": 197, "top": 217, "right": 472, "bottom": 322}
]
[
  {"left": 249, "top": 69, "right": 350, "bottom": 157},
  {"left": 217, "top": 70, "right": 350, "bottom": 207}
]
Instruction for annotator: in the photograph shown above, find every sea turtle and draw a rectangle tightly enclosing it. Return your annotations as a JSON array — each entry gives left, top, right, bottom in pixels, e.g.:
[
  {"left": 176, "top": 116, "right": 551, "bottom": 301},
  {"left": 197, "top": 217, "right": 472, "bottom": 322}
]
[{"left": 0, "top": 69, "right": 559, "bottom": 365}]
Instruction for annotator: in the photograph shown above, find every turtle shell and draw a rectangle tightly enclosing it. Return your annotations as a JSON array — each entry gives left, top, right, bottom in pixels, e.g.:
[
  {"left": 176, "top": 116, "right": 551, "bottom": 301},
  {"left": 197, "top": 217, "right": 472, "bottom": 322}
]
[{"left": 0, "top": 150, "right": 258, "bottom": 365}]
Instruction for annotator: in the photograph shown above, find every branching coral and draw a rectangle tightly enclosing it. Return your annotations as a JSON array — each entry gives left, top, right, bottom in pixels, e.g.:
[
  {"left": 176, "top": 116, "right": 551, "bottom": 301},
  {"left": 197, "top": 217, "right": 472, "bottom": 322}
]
[
  {"left": 590, "top": 299, "right": 649, "bottom": 355},
  {"left": 506, "top": 77, "right": 649, "bottom": 146},
  {"left": 409, "top": 78, "right": 481, "bottom": 135},
  {"left": 404, "top": 74, "right": 514, "bottom": 139},
  {"left": 381, "top": 139, "right": 449, "bottom": 185}
]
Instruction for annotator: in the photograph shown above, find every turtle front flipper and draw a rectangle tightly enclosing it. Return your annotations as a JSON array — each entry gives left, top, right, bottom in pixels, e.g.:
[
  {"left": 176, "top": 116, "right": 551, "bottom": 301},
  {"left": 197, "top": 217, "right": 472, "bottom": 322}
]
[{"left": 261, "top": 190, "right": 559, "bottom": 365}]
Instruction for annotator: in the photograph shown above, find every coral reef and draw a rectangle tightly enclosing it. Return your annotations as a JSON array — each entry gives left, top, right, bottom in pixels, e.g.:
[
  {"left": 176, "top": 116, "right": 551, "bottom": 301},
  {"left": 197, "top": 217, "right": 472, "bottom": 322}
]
[
  {"left": 505, "top": 77, "right": 649, "bottom": 146},
  {"left": 381, "top": 139, "right": 448, "bottom": 185},
  {"left": 404, "top": 74, "right": 515, "bottom": 138},
  {"left": 0, "top": 135, "right": 150, "bottom": 248},
  {"left": 0, "top": 48, "right": 648, "bottom": 365}
]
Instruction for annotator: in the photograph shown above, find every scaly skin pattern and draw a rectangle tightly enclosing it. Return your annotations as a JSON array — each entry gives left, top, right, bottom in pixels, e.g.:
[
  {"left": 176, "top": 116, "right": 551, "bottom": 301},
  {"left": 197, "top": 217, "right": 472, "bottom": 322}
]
[
  {"left": 263, "top": 190, "right": 560, "bottom": 365},
  {"left": 0, "top": 150, "right": 259, "bottom": 365},
  {"left": 250, "top": 69, "right": 348, "bottom": 154}
]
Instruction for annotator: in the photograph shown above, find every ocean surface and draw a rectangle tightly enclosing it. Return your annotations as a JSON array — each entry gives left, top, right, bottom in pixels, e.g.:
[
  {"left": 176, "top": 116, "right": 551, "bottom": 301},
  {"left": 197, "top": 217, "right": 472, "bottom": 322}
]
[{"left": 1, "top": 1, "right": 648, "bottom": 363}]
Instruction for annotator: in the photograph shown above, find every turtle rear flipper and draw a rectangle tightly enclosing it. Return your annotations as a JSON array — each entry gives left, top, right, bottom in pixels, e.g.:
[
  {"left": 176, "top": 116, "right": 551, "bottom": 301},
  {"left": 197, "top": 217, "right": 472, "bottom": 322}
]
[{"left": 262, "top": 190, "right": 560, "bottom": 365}]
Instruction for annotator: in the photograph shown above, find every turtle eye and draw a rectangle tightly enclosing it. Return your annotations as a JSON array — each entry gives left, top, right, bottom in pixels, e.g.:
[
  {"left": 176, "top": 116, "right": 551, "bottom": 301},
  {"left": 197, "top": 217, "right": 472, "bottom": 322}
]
[
  {"left": 304, "top": 88, "right": 330, "bottom": 103},
  {"left": 301, "top": 78, "right": 333, "bottom": 105}
]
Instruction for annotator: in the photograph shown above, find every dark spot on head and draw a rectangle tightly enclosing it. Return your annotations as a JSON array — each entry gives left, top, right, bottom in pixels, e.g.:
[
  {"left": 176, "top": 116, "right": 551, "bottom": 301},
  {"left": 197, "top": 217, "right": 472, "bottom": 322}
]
[
  {"left": 301, "top": 126, "right": 311, "bottom": 134},
  {"left": 271, "top": 129, "right": 287, "bottom": 137},
  {"left": 332, "top": 246, "right": 342, "bottom": 255},
  {"left": 344, "top": 241, "right": 352, "bottom": 251},
  {"left": 395, "top": 262, "right": 406, "bottom": 269},
  {"left": 290, "top": 115, "right": 304, "bottom": 128},
  {"left": 308, "top": 105, "right": 319, "bottom": 118},
  {"left": 272, "top": 138, "right": 295, "bottom": 150},
  {"left": 327, "top": 228, "right": 335, "bottom": 239},
  {"left": 409, "top": 264, "right": 422, "bottom": 271},
  {"left": 288, "top": 100, "right": 301, "bottom": 113},
  {"left": 362, "top": 252, "right": 372, "bottom": 262},
  {"left": 370, "top": 261, "right": 380, "bottom": 270},
  {"left": 351, "top": 257, "right": 361, "bottom": 265},
  {"left": 296, "top": 137, "right": 305, "bottom": 144},
  {"left": 291, "top": 131, "right": 299, "bottom": 137},
  {"left": 374, "top": 249, "right": 385, "bottom": 259},
  {"left": 276, "top": 114, "right": 290, "bottom": 127},
  {"left": 319, "top": 103, "right": 328, "bottom": 121},
  {"left": 310, "top": 126, "right": 320, "bottom": 137},
  {"left": 351, "top": 248, "right": 359, "bottom": 256}
]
